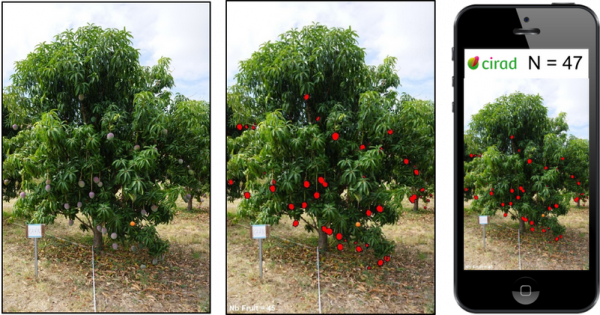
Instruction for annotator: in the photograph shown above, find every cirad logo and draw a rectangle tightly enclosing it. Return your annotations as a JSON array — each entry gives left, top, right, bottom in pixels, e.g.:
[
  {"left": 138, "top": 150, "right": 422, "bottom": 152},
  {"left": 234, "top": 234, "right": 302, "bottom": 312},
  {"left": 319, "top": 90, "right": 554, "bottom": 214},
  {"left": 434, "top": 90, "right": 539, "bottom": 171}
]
[{"left": 468, "top": 56, "right": 518, "bottom": 70}]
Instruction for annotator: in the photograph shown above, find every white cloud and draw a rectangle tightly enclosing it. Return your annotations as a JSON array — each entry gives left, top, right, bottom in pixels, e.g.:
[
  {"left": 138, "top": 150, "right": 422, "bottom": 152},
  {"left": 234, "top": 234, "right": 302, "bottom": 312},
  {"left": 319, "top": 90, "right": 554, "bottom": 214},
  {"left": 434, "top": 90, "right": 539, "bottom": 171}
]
[
  {"left": 227, "top": 2, "right": 434, "bottom": 100},
  {"left": 2, "top": 2, "right": 209, "bottom": 101},
  {"left": 464, "top": 78, "right": 590, "bottom": 139}
]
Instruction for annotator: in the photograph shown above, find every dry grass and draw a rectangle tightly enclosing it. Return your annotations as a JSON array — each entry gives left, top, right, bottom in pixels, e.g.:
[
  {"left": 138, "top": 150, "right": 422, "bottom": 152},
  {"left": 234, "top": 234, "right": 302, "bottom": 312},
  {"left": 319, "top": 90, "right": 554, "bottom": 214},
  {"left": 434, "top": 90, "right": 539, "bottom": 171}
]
[
  {"left": 226, "top": 197, "right": 435, "bottom": 314},
  {"left": 463, "top": 199, "right": 589, "bottom": 270},
  {"left": 2, "top": 196, "right": 210, "bottom": 312}
]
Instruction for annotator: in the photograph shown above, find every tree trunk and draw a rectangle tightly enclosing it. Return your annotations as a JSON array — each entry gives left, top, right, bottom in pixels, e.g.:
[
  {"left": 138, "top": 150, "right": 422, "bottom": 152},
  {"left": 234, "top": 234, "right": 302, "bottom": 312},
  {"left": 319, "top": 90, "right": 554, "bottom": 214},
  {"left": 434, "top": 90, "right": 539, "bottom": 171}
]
[
  {"left": 93, "top": 227, "right": 104, "bottom": 251},
  {"left": 413, "top": 197, "right": 419, "bottom": 211},
  {"left": 577, "top": 199, "right": 581, "bottom": 207},
  {"left": 318, "top": 229, "right": 329, "bottom": 252},
  {"left": 188, "top": 196, "right": 193, "bottom": 211},
  {"left": 519, "top": 220, "right": 525, "bottom": 233}
]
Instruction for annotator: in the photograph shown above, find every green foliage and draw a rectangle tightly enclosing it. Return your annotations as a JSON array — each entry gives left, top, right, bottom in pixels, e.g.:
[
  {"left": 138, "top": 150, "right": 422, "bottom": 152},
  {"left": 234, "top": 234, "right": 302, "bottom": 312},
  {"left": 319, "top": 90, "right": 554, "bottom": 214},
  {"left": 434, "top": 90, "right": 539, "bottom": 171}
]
[
  {"left": 227, "top": 23, "right": 434, "bottom": 257},
  {"left": 464, "top": 92, "right": 588, "bottom": 236},
  {"left": 2, "top": 24, "right": 210, "bottom": 257}
]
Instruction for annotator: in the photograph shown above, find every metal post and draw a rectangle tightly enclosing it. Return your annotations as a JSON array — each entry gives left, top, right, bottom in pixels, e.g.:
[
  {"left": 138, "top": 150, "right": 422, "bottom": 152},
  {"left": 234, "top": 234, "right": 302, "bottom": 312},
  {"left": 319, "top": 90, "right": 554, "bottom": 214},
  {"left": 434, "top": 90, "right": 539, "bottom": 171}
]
[
  {"left": 518, "top": 228, "right": 521, "bottom": 270},
  {"left": 92, "top": 246, "right": 97, "bottom": 312},
  {"left": 483, "top": 225, "right": 486, "bottom": 251},
  {"left": 34, "top": 238, "right": 38, "bottom": 277},
  {"left": 317, "top": 246, "right": 321, "bottom": 314},
  {"left": 259, "top": 238, "right": 263, "bottom": 279}
]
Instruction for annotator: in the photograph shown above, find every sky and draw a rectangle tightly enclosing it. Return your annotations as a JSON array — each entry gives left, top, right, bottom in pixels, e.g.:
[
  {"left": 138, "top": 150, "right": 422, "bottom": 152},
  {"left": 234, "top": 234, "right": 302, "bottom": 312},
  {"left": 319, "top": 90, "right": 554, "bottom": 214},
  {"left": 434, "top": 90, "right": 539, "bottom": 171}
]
[
  {"left": 464, "top": 78, "right": 590, "bottom": 140},
  {"left": 227, "top": 1, "right": 434, "bottom": 101},
  {"left": 2, "top": 2, "right": 210, "bottom": 102}
]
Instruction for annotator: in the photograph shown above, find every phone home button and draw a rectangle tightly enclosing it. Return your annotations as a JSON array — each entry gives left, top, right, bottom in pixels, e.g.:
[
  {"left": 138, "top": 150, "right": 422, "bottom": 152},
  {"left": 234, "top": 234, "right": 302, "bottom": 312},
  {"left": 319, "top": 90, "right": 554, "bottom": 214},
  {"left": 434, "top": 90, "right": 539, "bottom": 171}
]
[{"left": 512, "top": 277, "right": 539, "bottom": 305}]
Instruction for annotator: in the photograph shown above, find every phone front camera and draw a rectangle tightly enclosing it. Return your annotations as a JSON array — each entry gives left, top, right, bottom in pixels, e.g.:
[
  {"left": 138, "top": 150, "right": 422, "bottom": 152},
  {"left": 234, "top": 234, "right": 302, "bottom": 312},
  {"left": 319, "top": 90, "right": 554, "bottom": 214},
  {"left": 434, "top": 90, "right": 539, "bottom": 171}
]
[{"left": 524, "top": 17, "right": 530, "bottom": 23}]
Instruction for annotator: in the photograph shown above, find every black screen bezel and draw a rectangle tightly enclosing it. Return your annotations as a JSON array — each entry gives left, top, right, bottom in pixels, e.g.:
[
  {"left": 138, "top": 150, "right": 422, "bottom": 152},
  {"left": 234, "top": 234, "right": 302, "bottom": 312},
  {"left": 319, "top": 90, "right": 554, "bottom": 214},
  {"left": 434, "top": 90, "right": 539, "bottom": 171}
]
[{"left": 454, "top": 5, "right": 599, "bottom": 312}]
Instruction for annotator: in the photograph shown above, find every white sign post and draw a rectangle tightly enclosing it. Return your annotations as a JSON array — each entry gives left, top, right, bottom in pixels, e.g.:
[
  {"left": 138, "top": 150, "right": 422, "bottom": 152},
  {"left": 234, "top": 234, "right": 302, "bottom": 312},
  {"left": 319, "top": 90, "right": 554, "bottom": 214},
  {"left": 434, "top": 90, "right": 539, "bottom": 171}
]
[
  {"left": 250, "top": 224, "right": 270, "bottom": 279},
  {"left": 478, "top": 216, "right": 488, "bottom": 251},
  {"left": 26, "top": 224, "right": 45, "bottom": 277}
]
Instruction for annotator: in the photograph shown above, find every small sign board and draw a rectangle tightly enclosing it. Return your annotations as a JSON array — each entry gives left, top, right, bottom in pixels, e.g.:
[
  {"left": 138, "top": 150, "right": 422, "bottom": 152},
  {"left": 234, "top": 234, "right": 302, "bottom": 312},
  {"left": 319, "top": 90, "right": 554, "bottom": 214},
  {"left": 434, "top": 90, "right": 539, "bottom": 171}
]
[
  {"left": 26, "top": 224, "right": 45, "bottom": 238},
  {"left": 478, "top": 216, "right": 489, "bottom": 225},
  {"left": 250, "top": 224, "right": 270, "bottom": 239}
]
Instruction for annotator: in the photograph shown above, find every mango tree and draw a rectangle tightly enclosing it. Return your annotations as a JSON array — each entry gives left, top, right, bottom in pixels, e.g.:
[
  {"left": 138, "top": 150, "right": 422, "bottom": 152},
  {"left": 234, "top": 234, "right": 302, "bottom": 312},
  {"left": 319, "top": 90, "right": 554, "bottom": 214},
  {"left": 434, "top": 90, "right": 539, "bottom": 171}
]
[
  {"left": 227, "top": 23, "right": 434, "bottom": 259},
  {"left": 2, "top": 24, "right": 209, "bottom": 256},
  {"left": 464, "top": 92, "right": 586, "bottom": 239}
]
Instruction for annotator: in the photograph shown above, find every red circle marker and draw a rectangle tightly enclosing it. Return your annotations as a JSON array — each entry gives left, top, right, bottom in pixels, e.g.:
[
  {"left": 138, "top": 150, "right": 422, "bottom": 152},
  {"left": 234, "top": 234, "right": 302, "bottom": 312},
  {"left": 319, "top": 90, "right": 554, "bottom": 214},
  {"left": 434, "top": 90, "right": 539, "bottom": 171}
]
[
  {"left": 474, "top": 195, "right": 478, "bottom": 200},
  {"left": 288, "top": 204, "right": 294, "bottom": 210},
  {"left": 531, "top": 227, "right": 534, "bottom": 232},
  {"left": 356, "top": 246, "right": 362, "bottom": 252},
  {"left": 560, "top": 235, "right": 563, "bottom": 238},
  {"left": 304, "top": 181, "right": 310, "bottom": 188},
  {"left": 490, "top": 191, "right": 493, "bottom": 196},
  {"left": 270, "top": 185, "right": 276, "bottom": 193},
  {"left": 527, "top": 159, "right": 532, "bottom": 164},
  {"left": 322, "top": 182, "right": 328, "bottom": 188},
  {"left": 377, "top": 260, "right": 384, "bottom": 267},
  {"left": 404, "top": 159, "right": 409, "bottom": 165},
  {"left": 314, "top": 192, "right": 320, "bottom": 199},
  {"left": 304, "top": 94, "right": 309, "bottom": 100},
  {"left": 360, "top": 144, "right": 365, "bottom": 150},
  {"left": 318, "top": 177, "right": 324, "bottom": 184},
  {"left": 561, "top": 157, "right": 565, "bottom": 160},
  {"left": 555, "top": 237, "right": 559, "bottom": 241},
  {"left": 366, "top": 210, "right": 372, "bottom": 216},
  {"left": 252, "top": 125, "right": 256, "bottom": 130},
  {"left": 293, "top": 220, "right": 299, "bottom": 227},
  {"left": 228, "top": 179, "right": 233, "bottom": 185},
  {"left": 236, "top": 124, "right": 242, "bottom": 130},
  {"left": 511, "top": 135, "right": 514, "bottom": 139},
  {"left": 577, "top": 181, "right": 581, "bottom": 185},
  {"left": 337, "top": 244, "right": 343, "bottom": 251},
  {"left": 542, "top": 229, "right": 546, "bottom": 233},
  {"left": 554, "top": 204, "right": 559, "bottom": 208},
  {"left": 316, "top": 116, "right": 320, "bottom": 122},
  {"left": 530, "top": 220, "right": 534, "bottom": 225},
  {"left": 509, "top": 202, "right": 513, "bottom": 206},
  {"left": 504, "top": 213, "right": 507, "bottom": 217},
  {"left": 336, "top": 233, "right": 342, "bottom": 241},
  {"left": 376, "top": 205, "right": 383, "bottom": 212},
  {"left": 388, "top": 129, "right": 393, "bottom": 135},
  {"left": 244, "top": 125, "right": 248, "bottom": 129},
  {"left": 470, "top": 154, "right": 474, "bottom": 158},
  {"left": 571, "top": 175, "right": 575, "bottom": 179},
  {"left": 332, "top": 132, "right": 339, "bottom": 141},
  {"left": 501, "top": 202, "right": 505, "bottom": 207},
  {"left": 465, "top": 188, "right": 468, "bottom": 192},
  {"left": 544, "top": 166, "right": 548, "bottom": 170},
  {"left": 420, "top": 188, "right": 425, "bottom": 192},
  {"left": 244, "top": 192, "right": 250, "bottom": 199},
  {"left": 272, "top": 179, "right": 276, "bottom": 184},
  {"left": 517, "top": 195, "right": 521, "bottom": 200},
  {"left": 414, "top": 169, "right": 419, "bottom": 176},
  {"left": 384, "top": 255, "right": 390, "bottom": 262},
  {"left": 302, "top": 202, "right": 307, "bottom": 208}
]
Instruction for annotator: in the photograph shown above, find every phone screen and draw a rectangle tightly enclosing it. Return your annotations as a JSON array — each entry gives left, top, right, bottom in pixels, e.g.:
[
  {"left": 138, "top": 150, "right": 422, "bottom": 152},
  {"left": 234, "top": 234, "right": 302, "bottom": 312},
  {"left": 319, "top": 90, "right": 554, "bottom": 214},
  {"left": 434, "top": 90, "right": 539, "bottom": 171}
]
[{"left": 462, "top": 49, "right": 590, "bottom": 271}]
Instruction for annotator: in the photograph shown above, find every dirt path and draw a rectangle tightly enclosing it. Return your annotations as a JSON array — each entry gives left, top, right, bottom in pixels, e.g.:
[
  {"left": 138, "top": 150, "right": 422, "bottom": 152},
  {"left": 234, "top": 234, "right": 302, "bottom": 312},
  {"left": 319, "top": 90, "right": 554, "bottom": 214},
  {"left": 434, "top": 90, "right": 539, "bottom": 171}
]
[
  {"left": 2, "top": 198, "right": 211, "bottom": 312},
  {"left": 463, "top": 204, "right": 589, "bottom": 270},
  {"left": 227, "top": 199, "right": 435, "bottom": 314}
]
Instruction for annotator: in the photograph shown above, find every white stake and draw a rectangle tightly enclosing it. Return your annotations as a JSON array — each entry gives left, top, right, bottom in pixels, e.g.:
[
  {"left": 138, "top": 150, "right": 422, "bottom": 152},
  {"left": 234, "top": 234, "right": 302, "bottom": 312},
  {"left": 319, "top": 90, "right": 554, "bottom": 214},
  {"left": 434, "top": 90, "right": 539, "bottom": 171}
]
[
  {"left": 92, "top": 246, "right": 97, "bottom": 312},
  {"left": 518, "top": 229, "right": 521, "bottom": 270},
  {"left": 317, "top": 246, "right": 322, "bottom": 314}
]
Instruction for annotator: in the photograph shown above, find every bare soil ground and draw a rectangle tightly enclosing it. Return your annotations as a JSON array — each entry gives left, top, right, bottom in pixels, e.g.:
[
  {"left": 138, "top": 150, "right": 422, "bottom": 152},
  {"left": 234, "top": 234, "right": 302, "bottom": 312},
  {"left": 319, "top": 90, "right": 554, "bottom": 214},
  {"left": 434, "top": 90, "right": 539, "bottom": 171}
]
[
  {"left": 464, "top": 199, "right": 589, "bottom": 270},
  {"left": 2, "top": 197, "right": 210, "bottom": 312},
  {"left": 226, "top": 197, "right": 435, "bottom": 314}
]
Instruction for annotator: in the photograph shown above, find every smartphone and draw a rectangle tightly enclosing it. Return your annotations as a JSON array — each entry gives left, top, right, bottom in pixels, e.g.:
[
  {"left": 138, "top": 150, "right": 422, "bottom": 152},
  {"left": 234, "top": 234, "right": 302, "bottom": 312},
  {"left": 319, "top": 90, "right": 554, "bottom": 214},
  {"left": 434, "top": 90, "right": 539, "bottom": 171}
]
[{"left": 454, "top": 4, "right": 599, "bottom": 312}]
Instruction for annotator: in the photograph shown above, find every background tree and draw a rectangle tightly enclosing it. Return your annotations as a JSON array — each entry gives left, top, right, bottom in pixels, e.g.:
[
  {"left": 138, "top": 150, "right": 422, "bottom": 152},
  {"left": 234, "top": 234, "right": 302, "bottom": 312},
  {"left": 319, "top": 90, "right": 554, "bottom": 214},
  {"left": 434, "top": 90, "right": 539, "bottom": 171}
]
[
  {"left": 164, "top": 94, "right": 211, "bottom": 211},
  {"left": 464, "top": 92, "right": 586, "bottom": 237},
  {"left": 2, "top": 24, "right": 209, "bottom": 257},
  {"left": 227, "top": 23, "right": 434, "bottom": 257}
]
